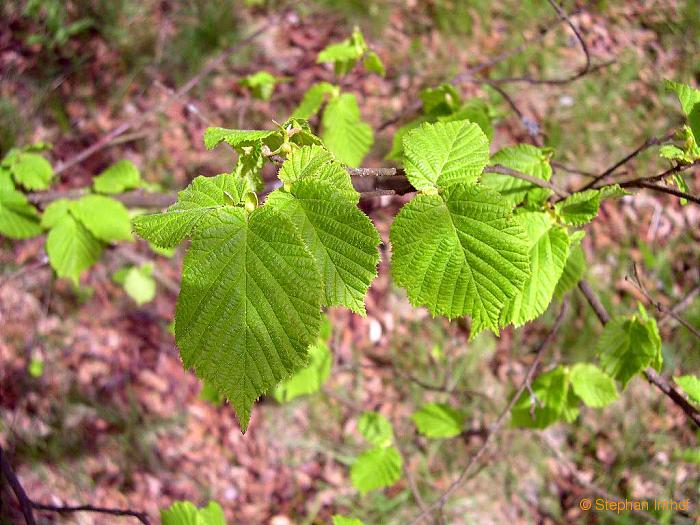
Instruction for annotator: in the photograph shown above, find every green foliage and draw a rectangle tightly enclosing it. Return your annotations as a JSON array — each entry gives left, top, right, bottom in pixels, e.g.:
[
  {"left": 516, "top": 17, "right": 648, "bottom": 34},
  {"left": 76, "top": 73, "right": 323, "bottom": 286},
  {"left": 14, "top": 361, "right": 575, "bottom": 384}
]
[
  {"left": 333, "top": 516, "right": 365, "bottom": 525},
  {"left": 569, "top": 363, "right": 619, "bottom": 408},
  {"left": 1, "top": 148, "right": 54, "bottom": 191},
  {"left": 554, "top": 185, "right": 626, "bottom": 226},
  {"left": 317, "top": 27, "right": 383, "bottom": 76},
  {"left": 122, "top": 264, "right": 156, "bottom": 305},
  {"left": 0, "top": 188, "right": 42, "bottom": 239},
  {"left": 358, "top": 412, "right": 394, "bottom": 447},
  {"left": 511, "top": 366, "right": 580, "bottom": 429},
  {"left": 665, "top": 80, "right": 700, "bottom": 142},
  {"left": 390, "top": 183, "right": 529, "bottom": 336},
  {"left": 70, "top": 195, "right": 133, "bottom": 242},
  {"left": 273, "top": 340, "right": 332, "bottom": 403},
  {"left": 93, "top": 160, "right": 142, "bottom": 194},
  {"left": 499, "top": 211, "right": 570, "bottom": 327},
  {"left": 321, "top": 93, "right": 374, "bottom": 167},
  {"left": 674, "top": 375, "right": 700, "bottom": 404},
  {"left": 554, "top": 244, "right": 585, "bottom": 300},
  {"left": 483, "top": 144, "right": 553, "bottom": 205},
  {"left": 239, "top": 71, "right": 286, "bottom": 101},
  {"left": 402, "top": 120, "right": 489, "bottom": 191},
  {"left": 292, "top": 82, "right": 337, "bottom": 120},
  {"left": 161, "top": 500, "right": 227, "bottom": 525},
  {"left": 596, "top": 307, "right": 662, "bottom": 388},
  {"left": 411, "top": 403, "right": 465, "bottom": 438}
]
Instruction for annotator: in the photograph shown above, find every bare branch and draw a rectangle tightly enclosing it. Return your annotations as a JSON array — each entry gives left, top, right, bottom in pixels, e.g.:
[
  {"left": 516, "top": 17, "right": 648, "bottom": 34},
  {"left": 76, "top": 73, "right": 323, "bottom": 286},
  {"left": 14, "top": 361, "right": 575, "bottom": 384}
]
[{"left": 408, "top": 299, "right": 570, "bottom": 524}]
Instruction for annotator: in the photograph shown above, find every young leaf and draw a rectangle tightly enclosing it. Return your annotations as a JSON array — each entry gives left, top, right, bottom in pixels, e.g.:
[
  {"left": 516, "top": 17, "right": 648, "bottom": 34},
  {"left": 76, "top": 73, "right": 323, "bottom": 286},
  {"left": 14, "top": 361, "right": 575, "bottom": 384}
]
[
  {"left": 554, "top": 244, "right": 585, "bottom": 300},
  {"left": 291, "top": 82, "right": 336, "bottom": 120},
  {"left": 0, "top": 188, "right": 42, "bottom": 239},
  {"left": 596, "top": 312, "right": 662, "bottom": 388},
  {"left": 438, "top": 100, "right": 494, "bottom": 141},
  {"left": 317, "top": 27, "right": 368, "bottom": 76},
  {"left": 402, "top": 120, "right": 489, "bottom": 191},
  {"left": 321, "top": 93, "right": 373, "bottom": 167},
  {"left": 175, "top": 206, "right": 322, "bottom": 432},
  {"left": 420, "top": 84, "right": 462, "bottom": 116},
  {"left": 70, "top": 195, "right": 133, "bottom": 242},
  {"left": 133, "top": 173, "right": 246, "bottom": 248},
  {"left": 350, "top": 446, "right": 402, "bottom": 494},
  {"left": 554, "top": 190, "right": 602, "bottom": 226},
  {"left": 499, "top": 212, "right": 570, "bottom": 327},
  {"left": 277, "top": 145, "right": 357, "bottom": 202},
  {"left": 358, "top": 412, "right": 394, "bottom": 447},
  {"left": 333, "top": 516, "right": 365, "bottom": 525},
  {"left": 239, "top": 71, "right": 283, "bottom": 101},
  {"left": 93, "top": 160, "right": 142, "bottom": 194},
  {"left": 363, "top": 51, "right": 385, "bottom": 76},
  {"left": 161, "top": 500, "right": 227, "bottom": 525},
  {"left": 273, "top": 340, "right": 332, "bottom": 403},
  {"left": 266, "top": 179, "right": 380, "bottom": 314},
  {"left": 390, "top": 184, "right": 530, "bottom": 336},
  {"left": 569, "top": 363, "right": 619, "bottom": 408},
  {"left": 10, "top": 152, "right": 53, "bottom": 190},
  {"left": 203, "top": 127, "right": 277, "bottom": 151},
  {"left": 482, "top": 144, "right": 553, "bottom": 205},
  {"left": 411, "top": 403, "right": 465, "bottom": 439},
  {"left": 45, "top": 213, "right": 102, "bottom": 285},
  {"left": 123, "top": 263, "right": 156, "bottom": 305},
  {"left": 665, "top": 80, "right": 700, "bottom": 140},
  {"left": 674, "top": 375, "right": 700, "bottom": 404},
  {"left": 511, "top": 366, "right": 579, "bottom": 428}
]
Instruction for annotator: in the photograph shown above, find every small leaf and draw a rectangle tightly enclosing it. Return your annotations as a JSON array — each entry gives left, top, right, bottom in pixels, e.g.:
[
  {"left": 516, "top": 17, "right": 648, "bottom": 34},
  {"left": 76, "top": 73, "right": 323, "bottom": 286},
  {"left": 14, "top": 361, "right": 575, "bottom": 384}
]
[
  {"left": 569, "top": 363, "right": 619, "bottom": 408},
  {"left": 10, "top": 152, "right": 53, "bottom": 190},
  {"left": 0, "top": 188, "right": 42, "bottom": 239},
  {"left": 123, "top": 264, "right": 156, "bottom": 305},
  {"left": 291, "top": 82, "right": 336, "bottom": 120},
  {"left": 511, "top": 366, "right": 579, "bottom": 429},
  {"left": 322, "top": 93, "right": 373, "bottom": 167},
  {"left": 420, "top": 84, "right": 462, "bottom": 116},
  {"left": 674, "top": 375, "right": 700, "bottom": 404},
  {"left": 402, "top": 120, "right": 489, "bottom": 191},
  {"left": 161, "top": 500, "right": 227, "bottom": 525},
  {"left": 333, "top": 516, "right": 365, "bottom": 525},
  {"left": 350, "top": 446, "right": 402, "bottom": 494},
  {"left": 204, "top": 127, "right": 277, "bottom": 151},
  {"left": 363, "top": 51, "right": 385, "bottom": 76},
  {"left": 554, "top": 190, "right": 601, "bottom": 226},
  {"left": 273, "top": 340, "right": 332, "bottom": 402},
  {"left": 71, "top": 195, "right": 133, "bottom": 242},
  {"left": 239, "top": 71, "right": 283, "bottom": 101},
  {"left": 358, "top": 412, "right": 394, "bottom": 447},
  {"left": 411, "top": 403, "right": 465, "bottom": 438},
  {"left": 46, "top": 213, "right": 102, "bottom": 285},
  {"left": 93, "top": 160, "right": 142, "bottom": 194},
  {"left": 596, "top": 313, "right": 662, "bottom": 388}
]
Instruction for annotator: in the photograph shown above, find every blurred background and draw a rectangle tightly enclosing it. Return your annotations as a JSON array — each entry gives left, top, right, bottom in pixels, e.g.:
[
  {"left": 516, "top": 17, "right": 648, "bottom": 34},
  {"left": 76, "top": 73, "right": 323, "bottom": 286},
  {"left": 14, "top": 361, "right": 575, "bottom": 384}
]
[{"left": 1, "top": 0, "right": 699, "bottom": 523}]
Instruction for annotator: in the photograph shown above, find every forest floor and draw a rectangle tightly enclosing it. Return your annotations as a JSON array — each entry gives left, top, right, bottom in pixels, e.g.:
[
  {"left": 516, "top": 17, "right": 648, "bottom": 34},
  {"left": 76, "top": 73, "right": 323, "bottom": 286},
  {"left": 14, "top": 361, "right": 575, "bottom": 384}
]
[{"left": 1, "top": 1, "right": 699, "bottom": 524}]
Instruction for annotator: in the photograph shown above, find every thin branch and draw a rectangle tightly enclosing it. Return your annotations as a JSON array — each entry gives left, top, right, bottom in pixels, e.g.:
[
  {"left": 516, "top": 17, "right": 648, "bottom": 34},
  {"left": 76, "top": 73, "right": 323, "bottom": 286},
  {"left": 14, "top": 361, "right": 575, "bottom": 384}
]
[
  {"left": 577, "top": 279, "right": 700, "bottom": 428},
  {"left": 484, "top": 164, "right": 569, "bottom": 198},
  {"left": 619, "top": 180, "right": 700, "bottom": 205},
  {"left": 409, "top": 299, "right": 570, "bottom": 524},
  {"left": 0, "top": 445, "right": 151, "bottom": 524},
  {"left": 53, "top": 17, "right": 277, "bottom": 176},
  {"left": 579, "top": 134, "right": 674, "bottom": 191}
]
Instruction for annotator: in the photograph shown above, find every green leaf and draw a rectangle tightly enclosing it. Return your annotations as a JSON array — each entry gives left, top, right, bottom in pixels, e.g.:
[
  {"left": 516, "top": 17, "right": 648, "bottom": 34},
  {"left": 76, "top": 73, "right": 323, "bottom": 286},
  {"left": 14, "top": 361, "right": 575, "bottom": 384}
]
[
  {"left": 333, "top": 516, "right": 365, "bottom": 525},
  {"left": 411, "top": 403, "right": 465, "bottom": 438},
  {"left": 402, "top": 120, "right": 489, "bottom": 191},
  {"left": 133, "top": 174, "right": 246, "bottom": 248},
  {"left": 321, "top": 93, "right": 373, "bottom": 167},
  {"left": 499, "top": 212, "right": 570, "bottom": 327},
  {"left": 0, "top": 188, "right": 42, "bottom": 239},
  {"left": 239, "top": 71, "right": 283, "bottom": 101},
  {"left": 204, "top": 127, "right": 277, "bottom": 151},
  {"left": 385, "top": 117, "right": 427, "bottom": 162},
  {"left": 665, "top": 80, "right": 700, "bottom": 117},
  {"left": 71, "top": 195, "right": 132, "bottom": 242},
  {"left": 291, "top": 82, "right": 336, "bottom": 120},
  {"left": 200, "top": 380, "right": 225, "bottom": 406},
  {"left": 46, "top": 213, "right": 102, "bottom": 285},
  {"left": 674, "top": 375, "right": 700, "bottom": 404},
  {"left": 175, "top": 206, "right": 321, "bottom": 432},
  {"left": 273, "top": 340, "right": 332, "bottom": 402},
  {"left": 555, "top": 185, "right": 626, "bottom": 227},
  {"left": 511, "top": 366, "right": 579, "bottom": 428},
  {"left": 93, "top": 160, "right": 142, "bottom": 194},
  {"left": 554, "top": 244, "right": 585, "bottom": 300},
  {"left": 317, "top": 27, "right": 367, "bottom": 76},
  {"left": 483, "top": 145, "right": 553, "bottom": 205},
  {"left": 10, "top": 152, "right": 53, "bottom": 190},
  {"left": 277, "top": 145, "right": 357, "bottom": 203},
  {"left": 161, "top": 501, "right": 227, "bottom": 525},
  {"left": 350, "top": 446, "right": 402, "bottom": 494},
  {"left": 438, "top": 100, "right": 494, "bottom": 141},
  {"left": 123, "top": 263, "right": 156, "bottom": 305},
  {"left": 390, "top": 184, "right": 530, "bottom": 335},
  {"left": 363, "top": 51, "right": 385, "bottom": 76},
  {"left": 569, "top": 363, "right": 619, "bottom": 408},
  {"left": 358, "top": 412, "right": 394, "bottom": 447},
  {"left": 266, "top": 179, "right": 380, "bottom": 314},
  {"left": 596, "top": 313, "right": 662, "bottom": 388},
  {"left": 420, "top": 84, "right": 462, "bottom": 116},
  {"left": 28, "top": 358, "right": 44, "bottom": 378}
]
